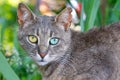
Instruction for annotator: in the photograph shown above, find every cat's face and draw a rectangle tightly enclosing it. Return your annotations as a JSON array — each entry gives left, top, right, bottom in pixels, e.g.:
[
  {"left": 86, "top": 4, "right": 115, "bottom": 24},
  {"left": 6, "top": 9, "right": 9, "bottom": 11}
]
[{"left": 17, "top": 3, "right": 72, "bottom": 66}]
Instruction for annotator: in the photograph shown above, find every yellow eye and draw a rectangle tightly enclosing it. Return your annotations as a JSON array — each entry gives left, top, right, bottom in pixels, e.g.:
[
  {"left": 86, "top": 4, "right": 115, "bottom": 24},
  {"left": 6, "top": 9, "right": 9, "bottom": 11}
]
[{"left": 28, "top": 35, "right": 38, "bottom": 43}]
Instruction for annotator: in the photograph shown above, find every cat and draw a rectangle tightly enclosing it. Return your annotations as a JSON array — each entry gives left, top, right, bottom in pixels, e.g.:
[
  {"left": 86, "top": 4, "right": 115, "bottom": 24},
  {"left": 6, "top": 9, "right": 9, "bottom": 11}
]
[{"left": 17, "top": 3, "right": 120, "bottom": 80}]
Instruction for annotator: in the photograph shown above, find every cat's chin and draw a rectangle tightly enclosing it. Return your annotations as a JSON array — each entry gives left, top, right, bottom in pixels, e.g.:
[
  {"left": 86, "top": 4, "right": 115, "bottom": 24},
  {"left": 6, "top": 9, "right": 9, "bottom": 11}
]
[{"left": 37, "top": 61, "right": 49, "bottom": 66}]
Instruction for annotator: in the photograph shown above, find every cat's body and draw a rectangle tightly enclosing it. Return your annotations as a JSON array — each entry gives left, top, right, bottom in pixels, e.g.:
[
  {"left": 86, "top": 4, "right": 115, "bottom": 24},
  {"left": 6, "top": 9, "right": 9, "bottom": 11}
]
[
  {"left": 17, "top": 3, "right": 120, "bottom": 80},
  {"left": 40, "top": 25, "right": 120, "bottom": 80}
]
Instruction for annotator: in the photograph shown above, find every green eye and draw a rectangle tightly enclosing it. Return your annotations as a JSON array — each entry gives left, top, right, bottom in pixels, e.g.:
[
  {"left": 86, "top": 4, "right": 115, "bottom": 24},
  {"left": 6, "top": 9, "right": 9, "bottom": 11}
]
[
  {"left": 49, "top": 37, "right": 59, "bottom": 45},
  {"left": 28, "top": 35, "right": 38, "bottom": 43}
]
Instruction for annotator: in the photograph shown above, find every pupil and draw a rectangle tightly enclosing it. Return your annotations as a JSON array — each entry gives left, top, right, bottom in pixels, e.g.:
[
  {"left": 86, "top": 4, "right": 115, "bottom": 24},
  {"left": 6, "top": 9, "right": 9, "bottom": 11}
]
[
  {"left": 32, "top": 36, "right": 34, "bottom": 39},
  {"left": 53, "top": 39, "right": 57, "bottom": 43}
]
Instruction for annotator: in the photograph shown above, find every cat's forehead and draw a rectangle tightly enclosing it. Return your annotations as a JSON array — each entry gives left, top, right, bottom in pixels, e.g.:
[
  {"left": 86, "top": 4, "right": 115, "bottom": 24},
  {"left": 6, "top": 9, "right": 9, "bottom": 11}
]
[
  {"left": 32, "top": 16, "right": 55, "bottom": 31},
  {"left": 25, "top": 16, "right": 59, "bottom": 34},
  {"left": 37, "top": 16, "right": 55, "bottom": 27},
  {"left": 38, "top": 16, "right": 55, "bottom": 22},
  {"left": 37, "top": 16, "right": 61, "bottom": 32}
]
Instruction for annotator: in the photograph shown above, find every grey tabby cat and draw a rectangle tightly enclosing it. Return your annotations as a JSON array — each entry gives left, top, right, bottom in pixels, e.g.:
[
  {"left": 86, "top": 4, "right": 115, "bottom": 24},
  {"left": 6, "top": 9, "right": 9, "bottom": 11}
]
[{"left": 17, "top": 3, "right": 120, "bottom": 80}]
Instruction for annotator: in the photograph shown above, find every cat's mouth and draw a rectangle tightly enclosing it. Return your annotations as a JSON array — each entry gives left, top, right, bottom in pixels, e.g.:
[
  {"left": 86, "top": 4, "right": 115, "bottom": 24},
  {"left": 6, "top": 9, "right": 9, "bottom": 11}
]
[
  {"left": 37, "top": 60, "right": 49, "bottom": 66},
  {"left": 31, "top": 53, "right": 56, "bottom": 66},
  {"left": 39, "top": 59, "right": 44, "bottom": 62}
]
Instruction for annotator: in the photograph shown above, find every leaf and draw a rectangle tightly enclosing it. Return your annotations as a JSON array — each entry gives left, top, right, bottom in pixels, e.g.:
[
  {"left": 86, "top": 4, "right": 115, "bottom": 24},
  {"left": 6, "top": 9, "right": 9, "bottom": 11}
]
[
  {"left": 0, "top": 52, "right": 20, "bottom": 80},
  {"left": 84, "top": 0, "right": 100, "bottom": 31},
  {"left": 109, "top": 0, "right": 120, "bottom": 23},
  {"left": 80, "top": 1, "right": 85, "bottom": 32}
]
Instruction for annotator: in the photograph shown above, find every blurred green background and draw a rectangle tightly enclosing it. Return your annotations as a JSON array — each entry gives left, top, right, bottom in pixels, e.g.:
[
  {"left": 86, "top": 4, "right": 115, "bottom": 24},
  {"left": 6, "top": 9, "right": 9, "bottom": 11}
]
[{"left": 0, "top": 0, "right": 120, "bottom": 80}]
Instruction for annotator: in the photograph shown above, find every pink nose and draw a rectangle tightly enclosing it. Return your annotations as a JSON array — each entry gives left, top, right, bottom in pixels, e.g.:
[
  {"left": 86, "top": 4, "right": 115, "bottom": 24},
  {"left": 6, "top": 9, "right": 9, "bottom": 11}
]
[{"left": 39, "top": 53, "right": 46, "bottom": 58}]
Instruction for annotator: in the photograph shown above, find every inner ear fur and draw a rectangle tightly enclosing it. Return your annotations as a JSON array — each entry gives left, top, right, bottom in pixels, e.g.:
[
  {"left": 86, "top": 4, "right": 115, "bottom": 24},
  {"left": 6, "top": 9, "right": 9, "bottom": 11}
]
[
  {"left": 17, "top": 3, "right": 36, "bottom": 27},
  {"left": 55, "top": 7, "right": 72, "bottom": 31}
]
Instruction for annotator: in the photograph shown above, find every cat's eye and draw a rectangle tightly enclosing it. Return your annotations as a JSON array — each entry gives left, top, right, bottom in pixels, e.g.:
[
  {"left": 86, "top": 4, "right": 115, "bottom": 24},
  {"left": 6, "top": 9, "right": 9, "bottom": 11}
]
[
  {"left": 49, "top": 37, "right": 59, "bottom": 45},
  {"left": 28, "top": 35, "right": 38, "bottom": 43}
]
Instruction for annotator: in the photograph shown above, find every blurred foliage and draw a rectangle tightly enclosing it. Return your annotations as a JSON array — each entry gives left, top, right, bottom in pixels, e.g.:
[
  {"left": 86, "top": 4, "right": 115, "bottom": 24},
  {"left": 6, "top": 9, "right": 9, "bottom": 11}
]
[
  {"left": 1, "top": 0, "right": 120, "bottom": 80},
  {"left": 79, "top": 0, "right": 120, "bottom": 31},
  {"left": 0, "top": 0, "right": 42, "bottom": 80}
]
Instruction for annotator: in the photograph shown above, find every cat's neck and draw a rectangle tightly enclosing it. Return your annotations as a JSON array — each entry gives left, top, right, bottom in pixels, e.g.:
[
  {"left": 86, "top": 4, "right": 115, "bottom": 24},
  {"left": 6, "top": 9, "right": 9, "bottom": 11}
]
[{"left": 39, "top": 62, "right": 59, "bottom": 77}]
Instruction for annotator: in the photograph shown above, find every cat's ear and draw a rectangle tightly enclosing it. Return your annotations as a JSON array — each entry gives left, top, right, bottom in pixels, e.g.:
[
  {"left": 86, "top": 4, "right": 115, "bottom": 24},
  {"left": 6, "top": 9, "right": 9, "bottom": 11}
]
[
  {"left": 17, "top": 3, "right": 36, "bottom": 27},
  {"left": 55, "top": 7, "right": 72, "bottom": 31}
]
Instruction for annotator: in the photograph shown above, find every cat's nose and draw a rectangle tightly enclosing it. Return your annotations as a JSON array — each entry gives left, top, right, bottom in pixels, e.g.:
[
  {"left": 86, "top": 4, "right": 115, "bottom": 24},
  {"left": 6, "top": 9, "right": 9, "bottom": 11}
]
[{"left": 39, "top": 53, "right": 47, "bottom": 58}]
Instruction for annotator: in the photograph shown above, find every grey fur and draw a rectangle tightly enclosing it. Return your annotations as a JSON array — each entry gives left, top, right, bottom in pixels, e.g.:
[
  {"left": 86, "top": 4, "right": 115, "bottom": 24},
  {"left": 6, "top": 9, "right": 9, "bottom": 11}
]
[{"left": 18, "top": 3, "right": 120, "bottom": 80}]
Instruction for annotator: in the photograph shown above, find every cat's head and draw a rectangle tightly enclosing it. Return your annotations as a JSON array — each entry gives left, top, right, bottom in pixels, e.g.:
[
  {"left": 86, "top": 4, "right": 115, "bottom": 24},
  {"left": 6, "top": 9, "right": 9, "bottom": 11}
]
[{"left": 17, "top": 3, "right": 72, "bottom": 66}]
